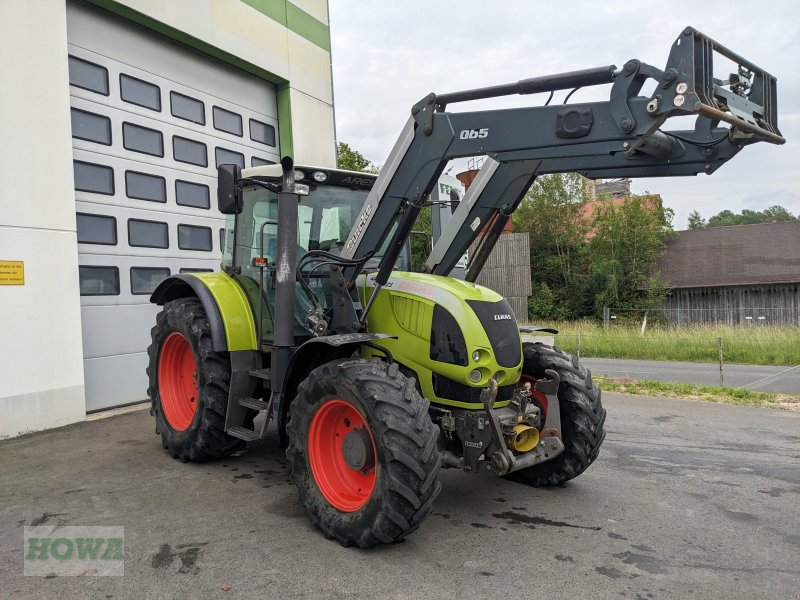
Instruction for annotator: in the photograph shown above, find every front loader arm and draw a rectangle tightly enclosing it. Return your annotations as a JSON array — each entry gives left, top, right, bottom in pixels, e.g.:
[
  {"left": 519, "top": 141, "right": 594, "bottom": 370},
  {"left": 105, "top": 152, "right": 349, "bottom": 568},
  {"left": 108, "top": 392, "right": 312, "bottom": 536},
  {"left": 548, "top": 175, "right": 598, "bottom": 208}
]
[{"left": 337, "top": 26, "right": 783, "bottom": 328}]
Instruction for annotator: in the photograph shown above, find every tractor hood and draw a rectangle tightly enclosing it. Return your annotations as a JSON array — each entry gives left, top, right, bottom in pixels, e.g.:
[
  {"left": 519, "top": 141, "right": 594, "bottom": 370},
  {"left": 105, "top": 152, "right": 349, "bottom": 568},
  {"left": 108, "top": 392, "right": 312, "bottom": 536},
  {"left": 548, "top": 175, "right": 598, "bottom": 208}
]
[{"left": 358, "top": 272, "right": 523, "bottom": 409}]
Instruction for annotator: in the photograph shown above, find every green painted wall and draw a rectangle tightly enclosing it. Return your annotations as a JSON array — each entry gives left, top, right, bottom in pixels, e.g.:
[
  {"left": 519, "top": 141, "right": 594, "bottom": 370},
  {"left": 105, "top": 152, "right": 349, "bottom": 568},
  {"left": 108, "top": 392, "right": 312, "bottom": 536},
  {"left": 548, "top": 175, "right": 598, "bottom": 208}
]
[{"left": 241, "top": 0, "right": 331, "bottom": 51}]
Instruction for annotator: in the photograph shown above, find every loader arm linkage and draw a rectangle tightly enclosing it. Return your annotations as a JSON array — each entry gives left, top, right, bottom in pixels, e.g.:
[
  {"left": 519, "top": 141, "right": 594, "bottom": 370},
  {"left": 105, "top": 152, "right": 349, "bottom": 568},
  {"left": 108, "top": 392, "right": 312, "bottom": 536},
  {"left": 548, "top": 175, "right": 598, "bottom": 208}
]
[{"left": 336, "top": 26, "right": 782, "bottom": 314}]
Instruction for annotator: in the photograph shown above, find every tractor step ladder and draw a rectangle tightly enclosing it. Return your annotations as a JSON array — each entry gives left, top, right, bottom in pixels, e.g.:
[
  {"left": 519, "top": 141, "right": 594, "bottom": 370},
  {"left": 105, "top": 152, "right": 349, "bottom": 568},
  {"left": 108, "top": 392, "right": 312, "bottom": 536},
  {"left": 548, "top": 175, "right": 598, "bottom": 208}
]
[
  {"left": 226, "top": 426, "right": 261, "bottom": 442},
  {"left": 248, "top": 368, "right": 272, "bottom": 380},
  {"left": 238, "top": 397, "right": 270, "bottom": 411},
  {"left": 226, "top": 390, "right": 274, "bottom": 442}
]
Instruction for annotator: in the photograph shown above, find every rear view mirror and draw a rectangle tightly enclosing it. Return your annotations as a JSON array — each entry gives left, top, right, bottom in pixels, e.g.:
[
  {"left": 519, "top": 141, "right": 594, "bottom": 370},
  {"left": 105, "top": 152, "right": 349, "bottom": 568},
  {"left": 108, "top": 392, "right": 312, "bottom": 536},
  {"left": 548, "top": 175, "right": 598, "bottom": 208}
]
[
  {"left": 217, "top": 164, "right": 243, "bottom": 214},
  {"left": 449, "top": 189, "right": 461, "bottom": 214}
]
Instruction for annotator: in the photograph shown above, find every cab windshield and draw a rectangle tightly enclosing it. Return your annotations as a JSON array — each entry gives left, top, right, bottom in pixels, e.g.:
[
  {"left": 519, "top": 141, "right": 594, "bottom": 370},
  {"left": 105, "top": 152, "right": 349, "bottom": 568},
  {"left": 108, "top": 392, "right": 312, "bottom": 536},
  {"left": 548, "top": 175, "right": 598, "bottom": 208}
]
[{"left": 221, "top": 182, "right": 408, "bottom": 343}]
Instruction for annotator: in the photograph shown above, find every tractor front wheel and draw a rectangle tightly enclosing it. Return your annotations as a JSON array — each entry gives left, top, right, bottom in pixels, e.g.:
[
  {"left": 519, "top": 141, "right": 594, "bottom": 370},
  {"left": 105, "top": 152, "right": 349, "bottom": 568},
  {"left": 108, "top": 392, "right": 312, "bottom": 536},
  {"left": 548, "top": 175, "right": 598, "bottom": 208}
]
[
  {"left": 507, "top": 342, "right": 606, "bottom": 487},
  {"left": 147, "top": 298, "right": 245, "bottom": 462},
  {"left": 287, "top": 358, "right": 441, "bottom": 547}
]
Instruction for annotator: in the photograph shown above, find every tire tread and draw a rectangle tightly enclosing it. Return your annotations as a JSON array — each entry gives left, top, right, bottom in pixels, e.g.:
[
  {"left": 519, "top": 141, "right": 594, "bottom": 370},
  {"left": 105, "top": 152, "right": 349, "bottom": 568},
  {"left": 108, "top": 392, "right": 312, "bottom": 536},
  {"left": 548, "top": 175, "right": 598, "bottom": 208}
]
[
  {"left": 508, "top": 342, "right": 606, "bottom": 487},
  {"left": 287, "top": 358, "right": 441, "bottom": 548}
]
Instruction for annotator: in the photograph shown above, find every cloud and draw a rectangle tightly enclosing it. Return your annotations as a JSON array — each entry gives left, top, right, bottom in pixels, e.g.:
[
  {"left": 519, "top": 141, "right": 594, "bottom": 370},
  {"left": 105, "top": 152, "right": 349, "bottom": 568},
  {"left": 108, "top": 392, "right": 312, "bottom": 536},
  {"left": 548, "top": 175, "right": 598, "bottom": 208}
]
[{"left": 329, "top": 0, "right": 800, "bottom": 229}]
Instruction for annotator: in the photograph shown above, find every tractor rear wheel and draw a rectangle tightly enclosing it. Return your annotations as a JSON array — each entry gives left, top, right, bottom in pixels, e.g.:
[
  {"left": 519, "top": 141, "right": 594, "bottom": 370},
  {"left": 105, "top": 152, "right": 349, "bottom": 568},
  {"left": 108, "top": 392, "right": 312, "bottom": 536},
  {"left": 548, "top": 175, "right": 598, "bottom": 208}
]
[
  {"left": 507, "top": 342, "right": 606, "bottom": 487},
  {"left": 147, "top": 298, "right": 245, "bottom": 462},
  {"left": 287, "top": 358, "right": 441, "bottom": 547}
]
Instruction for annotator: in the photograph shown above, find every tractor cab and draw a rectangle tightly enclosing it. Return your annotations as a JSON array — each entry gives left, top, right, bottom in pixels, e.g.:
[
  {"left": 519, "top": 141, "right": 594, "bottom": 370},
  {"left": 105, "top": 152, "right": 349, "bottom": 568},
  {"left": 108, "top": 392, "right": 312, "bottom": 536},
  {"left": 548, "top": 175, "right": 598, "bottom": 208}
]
[{"left": 220, "top": 164, "right": 410, "bottom": 344}]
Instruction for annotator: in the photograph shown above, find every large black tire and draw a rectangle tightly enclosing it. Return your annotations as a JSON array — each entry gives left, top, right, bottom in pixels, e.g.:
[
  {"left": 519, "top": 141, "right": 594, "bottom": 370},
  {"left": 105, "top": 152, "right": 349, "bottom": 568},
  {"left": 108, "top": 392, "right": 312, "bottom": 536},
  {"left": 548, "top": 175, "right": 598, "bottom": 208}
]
[
  {"left": 147, "top": 298, "right": 245, "bottom": 462},
  {"left": 507, "top": 342, "right": 606, "bottom": 486},
  {"left": 287, "top": 358, "right": 441, "bottom": 547}
]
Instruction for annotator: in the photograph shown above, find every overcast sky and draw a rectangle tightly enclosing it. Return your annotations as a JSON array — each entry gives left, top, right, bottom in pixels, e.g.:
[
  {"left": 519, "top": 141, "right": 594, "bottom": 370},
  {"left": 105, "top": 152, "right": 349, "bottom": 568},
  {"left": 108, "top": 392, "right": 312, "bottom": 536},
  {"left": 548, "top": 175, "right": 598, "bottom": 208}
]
[{"left": 328, "top": 1, "right": 799, "bottom": 230}]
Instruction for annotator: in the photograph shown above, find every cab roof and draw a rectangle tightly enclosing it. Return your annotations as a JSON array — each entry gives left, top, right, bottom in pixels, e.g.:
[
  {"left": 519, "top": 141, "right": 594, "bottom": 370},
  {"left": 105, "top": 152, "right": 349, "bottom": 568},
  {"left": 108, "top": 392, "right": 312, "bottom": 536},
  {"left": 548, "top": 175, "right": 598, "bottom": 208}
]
[{"left": 241, "top": 164, "right": 377, "bottom": 190}]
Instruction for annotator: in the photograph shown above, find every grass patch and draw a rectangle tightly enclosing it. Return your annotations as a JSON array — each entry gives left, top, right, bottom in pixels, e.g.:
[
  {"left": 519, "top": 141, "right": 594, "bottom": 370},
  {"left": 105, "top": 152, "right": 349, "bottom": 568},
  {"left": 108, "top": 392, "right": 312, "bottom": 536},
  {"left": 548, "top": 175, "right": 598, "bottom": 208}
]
[
  {"left": 540, "top": 320, "right": 800, "bottom": 366},
  {"left": 595, "top": 375, "right": 800, "bottom": 409}
]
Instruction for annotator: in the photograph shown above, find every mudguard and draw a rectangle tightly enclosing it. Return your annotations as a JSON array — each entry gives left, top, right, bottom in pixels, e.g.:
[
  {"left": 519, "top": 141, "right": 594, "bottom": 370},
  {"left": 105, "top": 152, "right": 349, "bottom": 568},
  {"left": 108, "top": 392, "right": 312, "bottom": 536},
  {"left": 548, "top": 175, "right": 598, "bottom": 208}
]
[
  {"left": 150, "top": 272, "right": 257, "bottom": 353},
  {"left": 277, "top": 333, "right": 395, "bottom": 443}
]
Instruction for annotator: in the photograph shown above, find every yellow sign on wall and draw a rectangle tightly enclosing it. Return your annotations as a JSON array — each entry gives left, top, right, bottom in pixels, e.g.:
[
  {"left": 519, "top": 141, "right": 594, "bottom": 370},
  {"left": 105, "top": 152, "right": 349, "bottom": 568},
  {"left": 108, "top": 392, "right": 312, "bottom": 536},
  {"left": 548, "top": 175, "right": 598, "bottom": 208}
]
[{"left": 0, "top": 261, "right": 24, "bottom": 285}]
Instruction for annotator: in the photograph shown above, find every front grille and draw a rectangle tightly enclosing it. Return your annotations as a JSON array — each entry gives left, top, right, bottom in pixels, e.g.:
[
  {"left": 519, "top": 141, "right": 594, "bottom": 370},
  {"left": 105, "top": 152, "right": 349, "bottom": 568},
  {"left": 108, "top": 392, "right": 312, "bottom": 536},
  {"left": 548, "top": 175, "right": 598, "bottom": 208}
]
[
  {"left": 465, "top": 299, "right": 521, "bottom": 367},
  {"left": 391, "top": 294, "right": 428, "bottom": 336},
  {"left": 433, "top": 373, "right": 514, "bottom": 404}
]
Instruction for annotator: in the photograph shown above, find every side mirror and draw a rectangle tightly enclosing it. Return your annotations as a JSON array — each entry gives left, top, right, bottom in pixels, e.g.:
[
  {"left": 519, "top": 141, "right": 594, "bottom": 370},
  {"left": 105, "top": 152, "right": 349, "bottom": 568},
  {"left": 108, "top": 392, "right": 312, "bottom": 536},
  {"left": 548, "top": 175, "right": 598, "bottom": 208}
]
[
  {"left": 217, "top": 164, "right": 243, "bottom": 214},
  {"left": 449, "top": 189, "right": 461, "bottom": 214}
]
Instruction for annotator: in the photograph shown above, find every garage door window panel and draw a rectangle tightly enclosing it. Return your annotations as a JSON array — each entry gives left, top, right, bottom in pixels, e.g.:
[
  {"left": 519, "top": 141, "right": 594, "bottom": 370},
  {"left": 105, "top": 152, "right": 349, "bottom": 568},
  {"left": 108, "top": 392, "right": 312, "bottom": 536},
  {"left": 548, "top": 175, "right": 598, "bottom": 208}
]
[
  {"left": 125, "top": 171, "right": 166, "bottom": 203},
  {"left": 175, "top": 180, "right": 210, "bottom": 209},
  {"left": 71, "top": 108, "right": 112, "bottom": 145},
  {"left": 79, "top": 266, "right": 119, "bottom": 296},
  {"left": 123, "top": 122, "right": 164, "bottom": 157},
  {"left": 212, "top": 106, "right": 243, "bottom": 136},
  {"left": 68, "top": 55, "right": 109, "bottom": 96},
  {"left": 120, "top": 74, "right": 161, "bottom": 112},
  {"left": 130, "top": 267, "right": 170, "bottom": 295},
  {"left": 173, "top": 136, "right": 208, "bottom": 167},
  {"left": 170, "top": 91, "right": 205, "bottom": 125},
  {"left": 74, "top": 161, "right": 114, "bottom": 195},
  {"left": 128, "top": 219, "right": 169, "bottom": 249},
  {"left": 251, "top": 156, "right": 274, "bottom": 167},
  {"left": 249, "top": 119, "right": 276, "bottom": 147},
  {"left": 215, "top": 147, "right": 244, "bottom": 169},
  {"left": 178, "top": 224, "right": 212, "bottom": 251},
  {"left": 77, "top": 213, "right": 117, "bottom": 245}
]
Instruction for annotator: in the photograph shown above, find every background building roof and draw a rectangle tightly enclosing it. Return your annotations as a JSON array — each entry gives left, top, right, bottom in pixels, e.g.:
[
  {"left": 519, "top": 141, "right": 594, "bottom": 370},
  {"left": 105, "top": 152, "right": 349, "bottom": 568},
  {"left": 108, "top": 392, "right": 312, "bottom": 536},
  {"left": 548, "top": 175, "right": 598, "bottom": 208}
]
[{"left": 657, "top": 221, "right": 800, "bottom": 288}]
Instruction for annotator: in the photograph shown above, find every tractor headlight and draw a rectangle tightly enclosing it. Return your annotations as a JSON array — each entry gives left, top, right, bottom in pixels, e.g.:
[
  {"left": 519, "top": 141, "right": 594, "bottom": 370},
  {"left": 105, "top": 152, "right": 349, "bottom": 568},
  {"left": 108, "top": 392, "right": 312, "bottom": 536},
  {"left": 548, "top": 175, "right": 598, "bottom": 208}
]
[
  {"left": 472, "top": 350, "right": 481, "bottom": 363},
  {"left": 468, "top": 369, "right": 482, "bottom": 383},
  {"left": 312, "top": 170, "right": 328, "bottom": 183},
  {"left": 294, "top": 169, "right": 306, "bottom": 181}
]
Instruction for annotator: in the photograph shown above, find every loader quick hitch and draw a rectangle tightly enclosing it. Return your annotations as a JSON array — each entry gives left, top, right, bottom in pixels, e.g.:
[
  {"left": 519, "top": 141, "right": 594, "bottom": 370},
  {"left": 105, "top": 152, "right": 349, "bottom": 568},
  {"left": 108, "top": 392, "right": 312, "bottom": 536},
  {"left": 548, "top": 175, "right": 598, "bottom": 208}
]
[{"left": 480, "top": 372, "right": 565, "bottom": 476}]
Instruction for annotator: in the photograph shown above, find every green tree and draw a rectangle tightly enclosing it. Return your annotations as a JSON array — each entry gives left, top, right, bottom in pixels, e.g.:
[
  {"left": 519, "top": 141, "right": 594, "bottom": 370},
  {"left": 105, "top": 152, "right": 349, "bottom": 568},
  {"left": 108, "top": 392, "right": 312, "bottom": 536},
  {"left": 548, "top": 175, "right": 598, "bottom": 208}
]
[
  {"left": 336, "top": 142, "right": 379, "bottom": 173},
  {"left": 513, "top": 173, "right": 589, "bottom": 319},
  {"left": 706, "top": 205, "right": 796, "bottom": 227},
  {"left": 706, "top": 209, "right": 737, "bottom": 227},
  {"left": 585, "top": 196, "right": 674, "bottom": 316},
  {"left": 687, "top": 210, "right": 706, "bottom": 229},
  {"left": 527, "top": 282, "right": 571, "bottom": 321},
  {"left": 409, "top": 205, "right": 432, "bottom": 272},
  {"left": 762, "top": 205, "right": 796, "bottom": 222}
]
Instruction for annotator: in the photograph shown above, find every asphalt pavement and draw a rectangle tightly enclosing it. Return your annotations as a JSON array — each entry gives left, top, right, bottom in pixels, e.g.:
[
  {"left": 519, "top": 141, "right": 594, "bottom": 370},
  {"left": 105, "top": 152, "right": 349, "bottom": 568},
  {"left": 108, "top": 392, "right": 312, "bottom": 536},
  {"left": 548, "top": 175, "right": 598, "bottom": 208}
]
[
  {"left": 1, "top": 394, "right": 799, "bottom": 599},
  {"left": 581, "top": 357, "right": 800, "bottom": 394}
]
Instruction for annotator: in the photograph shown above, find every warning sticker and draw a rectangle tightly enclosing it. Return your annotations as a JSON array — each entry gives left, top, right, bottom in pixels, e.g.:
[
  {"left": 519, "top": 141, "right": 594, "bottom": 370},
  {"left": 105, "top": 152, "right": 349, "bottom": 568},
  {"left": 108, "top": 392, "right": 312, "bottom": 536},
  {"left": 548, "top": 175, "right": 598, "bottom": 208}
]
[{"left": 0, "top": 261, "right": 24, "bottom": 285}]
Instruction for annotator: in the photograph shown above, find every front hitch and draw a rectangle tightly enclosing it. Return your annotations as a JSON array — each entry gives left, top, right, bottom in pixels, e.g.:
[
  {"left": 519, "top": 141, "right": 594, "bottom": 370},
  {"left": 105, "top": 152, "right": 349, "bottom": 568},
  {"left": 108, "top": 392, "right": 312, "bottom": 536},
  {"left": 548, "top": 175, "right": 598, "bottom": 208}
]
[{"left": 480, "top": 370, "right": 565, "bottom": 476}]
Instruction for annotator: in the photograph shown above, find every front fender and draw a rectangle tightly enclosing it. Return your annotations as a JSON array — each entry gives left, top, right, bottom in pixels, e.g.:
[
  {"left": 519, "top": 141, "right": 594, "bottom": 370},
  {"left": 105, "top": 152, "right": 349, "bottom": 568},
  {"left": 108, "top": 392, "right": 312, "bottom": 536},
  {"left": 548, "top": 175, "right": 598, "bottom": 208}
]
[
  {"left": 150, "top": 272, "right": 257, "bottom": 352},
  {"left": 277, "top": 333, "right": 395, "bottom": 442}
]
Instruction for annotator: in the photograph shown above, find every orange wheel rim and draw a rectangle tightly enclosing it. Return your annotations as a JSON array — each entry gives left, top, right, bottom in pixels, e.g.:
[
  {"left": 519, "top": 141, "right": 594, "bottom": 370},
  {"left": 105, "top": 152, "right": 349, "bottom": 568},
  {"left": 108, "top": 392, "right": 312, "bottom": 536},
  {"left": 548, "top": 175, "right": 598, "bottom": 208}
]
[
  {"left": 308, "top": 399, "right": 377, "bottom": 512},
  {"left": 158, "top": 332, "right": 198, "bottom": 431}
]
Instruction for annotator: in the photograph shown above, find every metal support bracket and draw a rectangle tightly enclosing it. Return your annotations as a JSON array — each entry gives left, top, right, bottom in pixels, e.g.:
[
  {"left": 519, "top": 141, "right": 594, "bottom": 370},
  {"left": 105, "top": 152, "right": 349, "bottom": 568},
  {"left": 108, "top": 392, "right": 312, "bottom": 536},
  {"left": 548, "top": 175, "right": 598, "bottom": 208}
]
[
  {"left": 411, "top": 93, "right": 438, "bottom": 136},
  {"left": 479, "top": 371, "right": 566, "bottom": 476},
  {"left": 535, "top": 369, "right": 563, "bottom": 440}
]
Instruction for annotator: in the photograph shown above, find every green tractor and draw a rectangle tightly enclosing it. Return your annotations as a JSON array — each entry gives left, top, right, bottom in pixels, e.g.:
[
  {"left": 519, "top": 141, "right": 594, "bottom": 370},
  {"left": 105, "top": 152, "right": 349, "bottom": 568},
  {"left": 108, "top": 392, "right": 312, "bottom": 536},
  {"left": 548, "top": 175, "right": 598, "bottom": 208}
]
[{"left": 147, "top": 28, "right": 783, "bottom": 547}]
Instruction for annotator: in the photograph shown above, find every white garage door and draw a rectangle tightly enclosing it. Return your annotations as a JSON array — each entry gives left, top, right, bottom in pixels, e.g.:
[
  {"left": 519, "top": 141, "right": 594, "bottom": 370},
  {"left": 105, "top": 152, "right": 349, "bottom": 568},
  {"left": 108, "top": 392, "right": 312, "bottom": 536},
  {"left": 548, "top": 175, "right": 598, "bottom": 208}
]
[{"left": 66, "top": 0, "right": 280, "bottom": 411}]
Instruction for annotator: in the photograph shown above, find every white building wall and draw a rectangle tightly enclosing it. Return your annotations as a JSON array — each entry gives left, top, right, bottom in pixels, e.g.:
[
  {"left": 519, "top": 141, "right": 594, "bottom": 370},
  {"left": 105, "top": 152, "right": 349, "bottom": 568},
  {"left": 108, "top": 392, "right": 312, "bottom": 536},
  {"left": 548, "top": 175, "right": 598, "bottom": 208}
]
[
  {"left": 1, "top": 0, "right": 335, "bottom": 437},
  {"left": 0, "top": 1, "right": 86, "bottom": 438}
]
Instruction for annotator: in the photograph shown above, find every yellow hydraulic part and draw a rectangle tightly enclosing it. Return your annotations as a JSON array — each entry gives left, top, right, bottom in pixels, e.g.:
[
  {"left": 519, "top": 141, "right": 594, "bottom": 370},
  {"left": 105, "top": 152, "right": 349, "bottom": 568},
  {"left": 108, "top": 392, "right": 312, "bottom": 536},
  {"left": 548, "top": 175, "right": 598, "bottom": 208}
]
[{"left": 506, "top": 424, "right": 540, "bottom": 452}]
